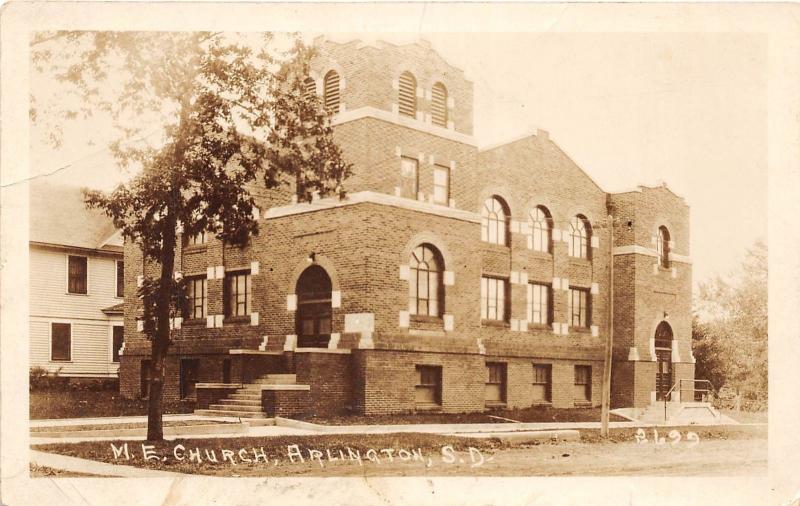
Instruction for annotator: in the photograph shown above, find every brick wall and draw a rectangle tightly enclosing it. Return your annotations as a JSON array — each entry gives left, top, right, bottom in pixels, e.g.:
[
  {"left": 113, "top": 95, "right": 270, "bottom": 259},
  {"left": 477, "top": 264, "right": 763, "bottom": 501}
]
[
  {"left": 261, "top": 389, "right": 312, "bottom": 417},
  {"left": 293, "top": 352, "right": 354, "bottom": 416}
]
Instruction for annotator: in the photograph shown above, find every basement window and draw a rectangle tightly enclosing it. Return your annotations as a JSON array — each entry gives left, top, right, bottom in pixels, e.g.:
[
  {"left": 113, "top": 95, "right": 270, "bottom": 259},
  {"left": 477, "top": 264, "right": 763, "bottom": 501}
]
[{"left": 415, "top": 365, "right": 442, "bottom": 408}]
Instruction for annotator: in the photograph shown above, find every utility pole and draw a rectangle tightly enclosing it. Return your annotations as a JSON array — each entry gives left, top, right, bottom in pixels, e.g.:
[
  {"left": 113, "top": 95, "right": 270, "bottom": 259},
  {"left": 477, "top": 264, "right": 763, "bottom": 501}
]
[{"left": 601, "top": 214, "right": 614, "bottom": 437}]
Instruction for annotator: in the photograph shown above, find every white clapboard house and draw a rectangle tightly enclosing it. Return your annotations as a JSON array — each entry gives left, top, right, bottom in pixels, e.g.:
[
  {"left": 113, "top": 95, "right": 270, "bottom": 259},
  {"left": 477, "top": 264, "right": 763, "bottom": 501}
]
[{"left": 29, "top": 180, "right": 125, "bottom": 378}]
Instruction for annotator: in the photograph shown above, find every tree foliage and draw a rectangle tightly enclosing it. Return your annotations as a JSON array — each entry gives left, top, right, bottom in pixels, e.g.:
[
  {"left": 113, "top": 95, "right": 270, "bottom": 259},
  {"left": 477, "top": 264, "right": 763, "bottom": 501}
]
[
  {"left": 692, "top": 241, "right": 768, "bottom": 410},
  {"left": 32, "top": 31, "right": 352, "bottom": 439}
]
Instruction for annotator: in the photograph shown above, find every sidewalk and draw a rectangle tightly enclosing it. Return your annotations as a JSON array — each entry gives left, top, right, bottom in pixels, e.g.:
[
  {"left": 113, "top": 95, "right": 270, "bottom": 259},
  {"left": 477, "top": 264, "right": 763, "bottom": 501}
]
[{"left": 30, "top": 449, "right": 186, "bottom": 477}]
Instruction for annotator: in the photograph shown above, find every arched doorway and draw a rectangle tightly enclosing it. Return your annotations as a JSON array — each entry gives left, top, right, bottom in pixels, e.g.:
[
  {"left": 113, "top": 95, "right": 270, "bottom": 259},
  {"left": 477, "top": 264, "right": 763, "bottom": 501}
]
[
  {"left": 295, "top": 265, "right": 332, "bottom": 348},
  {"left": 654, "top": 321, "right": 673, "bottom": 401}
]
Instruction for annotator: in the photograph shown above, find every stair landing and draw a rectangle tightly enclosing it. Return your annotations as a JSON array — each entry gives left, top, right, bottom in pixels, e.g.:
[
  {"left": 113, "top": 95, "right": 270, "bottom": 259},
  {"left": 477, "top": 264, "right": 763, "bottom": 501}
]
[{"left": 195, "top": 374, "right": 306, "bottom": 419}]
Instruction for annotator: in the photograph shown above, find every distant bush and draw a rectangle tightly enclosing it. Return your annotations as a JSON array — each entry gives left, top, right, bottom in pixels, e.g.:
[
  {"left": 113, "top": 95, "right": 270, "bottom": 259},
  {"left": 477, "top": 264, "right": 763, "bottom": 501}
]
[{"left": 29, "top": 366, "right": 68, "bottom": 391}]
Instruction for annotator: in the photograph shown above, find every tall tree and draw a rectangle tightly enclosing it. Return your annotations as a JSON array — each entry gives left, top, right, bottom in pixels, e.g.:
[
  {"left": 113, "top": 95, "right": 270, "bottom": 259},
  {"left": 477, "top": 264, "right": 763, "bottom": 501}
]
[
  {"left": 31, "top": 32, "right": 351, "bottom": 440},
  {"left": 693, "top": 241, "right": 768, "bottom": 410}
]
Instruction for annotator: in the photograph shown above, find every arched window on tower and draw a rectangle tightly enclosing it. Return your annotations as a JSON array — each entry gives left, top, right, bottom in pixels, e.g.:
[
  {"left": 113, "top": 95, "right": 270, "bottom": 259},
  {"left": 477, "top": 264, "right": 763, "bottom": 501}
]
[
  {"left": 398, "top": 71, "right": 417, "bottom": 118},
  {"left": 481, "top": 196, "right": 510, "bottom": 246},
  {"left": 529, "top": 206, "right": 553, "bottom": 253},
  {"left": 409, "top": 244, "right": 444, "bottom": 317},
  {"left": 302, "top": 77, "right": 316, "bottom": 100},
  {"left": 657, "top": 226, "right": 671, "bottom": 268},
  {"left": 568, "top": 215, "right": 592, "bottom": 259},
  {"left": 323, "top": 70, "right": 340, "bottom": 113},
  {"left": 431, "top": 82, "right": 448, "bottom": 127}
]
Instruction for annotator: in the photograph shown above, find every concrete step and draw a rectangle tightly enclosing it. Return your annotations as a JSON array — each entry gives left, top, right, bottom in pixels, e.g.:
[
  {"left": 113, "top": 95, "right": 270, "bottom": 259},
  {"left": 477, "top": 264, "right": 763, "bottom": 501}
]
[
  {"left": 219, "top": 398, "right": 261, "bottom": 406},
  {"left": 229, "top": 393, "right": 262, "bottom": 401},
  {"left": 209, "top": 403, "right": 264, "bottom": 413},
  {"left": 194, "top": 409, "right": 268, "bottom": 419}
]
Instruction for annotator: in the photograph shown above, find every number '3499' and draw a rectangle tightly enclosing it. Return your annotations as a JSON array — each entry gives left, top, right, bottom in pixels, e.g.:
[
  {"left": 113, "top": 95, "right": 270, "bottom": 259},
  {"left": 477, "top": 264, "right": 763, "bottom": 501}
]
[{"left": 635, "top": 428, "right": 700, "bottom": 448}]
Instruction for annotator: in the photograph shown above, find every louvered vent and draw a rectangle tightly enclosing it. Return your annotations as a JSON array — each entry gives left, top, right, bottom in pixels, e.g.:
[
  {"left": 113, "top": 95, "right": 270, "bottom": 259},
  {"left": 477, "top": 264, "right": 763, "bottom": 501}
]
[
  {"left": 431, "top": 82, "right": 448, "bottom": 127},
  {"left": 323, "top": 71, "right": 340, "bottom": 113},
  {"left": 302, "top": 77, "right": 316, "bottom": 100},
  {"left": 398, "top": 71, "right": 417, "bottom": 118}
]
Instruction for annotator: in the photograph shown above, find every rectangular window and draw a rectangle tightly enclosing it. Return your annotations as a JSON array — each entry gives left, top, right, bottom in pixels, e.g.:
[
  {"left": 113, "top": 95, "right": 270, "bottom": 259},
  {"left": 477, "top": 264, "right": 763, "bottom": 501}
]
[
  {"left": 480, "top": 276, "right": 507, "bottom": 321},
  {"left": 112, "top": 325, "right": 124, "bottom": 363},
  {"left": 532, "top": 364, "right": 552, "bottom": 402},
  {"left": 485, "top": 363, "right": 507, "bottom": 404},
  {"left": 400, "top": 157, "right": 419, "bottom": 199},
  {"left": 433, "top": 165, "right": 450, "bottom": 205},
  {"left": 51, "top": 322, "right": 71, "bottom": 362},
  {"left": 568, "top": 287, "right": 590, "bottom": 328},
  {"left": 116, "top": 260, "right": 124, "bottom": 298},
  {"left": 186, "top": 231, "right": 207, "bottom": 246},
  {"left": 141, "top": 360, "right": 151, "bottom": 399},
  {"left": 415, "top": 365, "right": 442, "bottom": 406},
  {"left": 527, "top": 283, "right": 552, "bottom": 325},
  {"left": 67, "top": 255, "right": 88, "bottom": 294},
  {"left": 185, "top": 277, "right": 207, "bottom": 320},
  {"left": 224, "top": 270, "right": 252, "bottom": 317},
  {"left": 574, "top": 365, "right": 592, "bottom": 403}
]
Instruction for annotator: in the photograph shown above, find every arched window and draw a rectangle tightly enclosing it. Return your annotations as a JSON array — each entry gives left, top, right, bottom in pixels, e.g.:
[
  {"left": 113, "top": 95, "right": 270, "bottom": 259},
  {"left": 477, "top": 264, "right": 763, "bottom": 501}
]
[
  {"left": 568, "top": 215, "right": 591, "bottom": 259},
  {"left": 431, "top": 82, "right": 448, "bottom": 127},
  {"left": 323, "top": 70, "right": 340, "bottom": 113},
  {"left": 302, "top": 77, "right": 316, "bottom": 100},
  {"left": 481, "top": 196, "right": 510, "bottom": 246},
  {"left": 398, "top": 71, "right": 417, "bottom": 118},
  {"left": 529, "top": 206, "right": 552, "bottom": 253},
  {"left": 657, "top": 226, "right": 671, "bottom": 268},
  {"left": 409, "top": 244, "right": 443, "bottom": 317}
]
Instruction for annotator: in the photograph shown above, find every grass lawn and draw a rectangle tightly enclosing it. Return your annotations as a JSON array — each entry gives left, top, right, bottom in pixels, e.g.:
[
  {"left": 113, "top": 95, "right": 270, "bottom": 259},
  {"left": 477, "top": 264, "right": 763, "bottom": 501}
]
[
  {"left": 718, "top": 409, "right": 768, "bottom": 424},
  {"left": 32, "top": 424, "right": 766, "bottom": 477},
  {"left": 297, "top": 406, "right": 628, "bottom": 425},
  {"left": 30, "top": 420, "right": 227, "bottom": 433},
  {"left": 30, "top": 389, "right": 194, "bottom": 420}
]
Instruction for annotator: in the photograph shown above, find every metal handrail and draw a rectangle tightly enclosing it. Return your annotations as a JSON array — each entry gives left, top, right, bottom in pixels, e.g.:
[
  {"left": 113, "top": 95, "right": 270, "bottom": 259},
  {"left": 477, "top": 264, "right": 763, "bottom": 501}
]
[{"left": 663, "top": 379, "right": 719, "bottom": 421}]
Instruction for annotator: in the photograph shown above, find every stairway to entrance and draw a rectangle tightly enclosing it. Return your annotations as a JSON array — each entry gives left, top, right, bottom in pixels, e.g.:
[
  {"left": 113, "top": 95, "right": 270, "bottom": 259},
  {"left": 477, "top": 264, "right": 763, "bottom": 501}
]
[{"left": 195, "top": 374, "right": 298, "bottom": 418}]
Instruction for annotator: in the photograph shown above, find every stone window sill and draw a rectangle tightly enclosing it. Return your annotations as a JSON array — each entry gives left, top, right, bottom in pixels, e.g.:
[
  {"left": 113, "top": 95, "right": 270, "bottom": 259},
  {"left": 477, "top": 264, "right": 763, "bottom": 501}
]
[
  {"left": 410, "top": 315, "right": 443, "bottom": 324},
  {"left": 183, "top": 318, "right": 206, "bottom": 327},
  {"left": 485, "top": 401, "right": 508, "bottom": 409},
  {"left": 527, "top": 323, "right": 552, "bottom": 331},
  {"left": 482, "top": 319, "right": 510, "bottom": 329},
  {"left": 573, "top": 401, "right": 592, "bottom": 408},
  {"left": 183, "top": 244, "right": 207, "bottom": 253},
  {"left": 414, "top": 403, "right": 442, "bottom": 412}
]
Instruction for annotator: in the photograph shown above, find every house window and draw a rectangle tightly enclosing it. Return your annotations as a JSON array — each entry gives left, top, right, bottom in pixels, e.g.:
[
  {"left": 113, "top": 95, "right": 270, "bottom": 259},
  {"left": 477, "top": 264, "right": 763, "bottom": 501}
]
[
  {"left": 400, "top": 157, "right": 419, "bottom": 199},
  {"left": 574, "top": 365, "right": 592, "bottom": 403},
  {"left": 409, "top": 244, "right": 443, "bottom": 317},
  {"left": 112, "top": 326, "right": 124, "bottom": 363},
  {"left": 185, "top": 277, "right": 207, "bottom": 320},
  {"left": 431, "top": 82, "right": 448, "bottom": 127},
  {"left": 302, "top": 76, "right": 316, "bottom": 100},
  {"left": 67, "top": 255, "right": 88, "bottom": 294},
  {"left": 140, "top": 360, "right": 151, "bottom": 399},
  {"left": 50, "top": 322, "right": 71, "bottom": 362},
  {"left": 530, "top": 206, "right": 552, "bottom": 253},
  {"left": 433, "top": 165, "right": 450, "bottom": 205},
  {"left": 657, "top": 226, "right": 671, "bottom": 268},
  {"left": 398, "top": 71, "right": 417, "bottom": 118},
  {"left": 481, "top": 196, "right": 509, "bottom": 245},
  {"left": 485, "top": 363, "right": 507, "bottom": 405},
  {"left": 415, "top": 365, "right": 442, "bottom": 406},
  {"left": 568, "top": 215, "right": 591, "bottom": 259},
  {"left": 186, "top": 231, "right": 207, "bottom": 247},
  {"left": 323, "top": 70, "right": 340, "bottom": 113},
  {"left": 532, "top": 364, "right": 552, "bottom": 402},
  {"left": 116, "top": 260, "right": 124, "bottom": 298},
  {"left": 224, "top": 270, "right": 252, "bottom": 317},
  {"left": 568, "top": 287, "right": 590, "bottom": 328},
  {"left": 527, "top": 283, "right": 552, "bottom": 325},
  {"left": 481, "top": 276, "right": 508, "bottom": 322}
]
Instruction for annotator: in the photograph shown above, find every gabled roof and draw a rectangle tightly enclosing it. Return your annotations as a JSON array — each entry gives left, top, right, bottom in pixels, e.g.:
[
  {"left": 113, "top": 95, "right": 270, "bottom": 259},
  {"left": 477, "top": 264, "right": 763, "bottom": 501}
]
[{"left": 29, "top": 180, "right": 123, "bottom": 252}]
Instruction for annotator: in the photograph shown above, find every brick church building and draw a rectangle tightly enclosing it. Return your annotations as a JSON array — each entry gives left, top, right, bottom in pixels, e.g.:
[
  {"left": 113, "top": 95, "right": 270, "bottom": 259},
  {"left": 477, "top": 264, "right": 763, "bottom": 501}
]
[{"left": 119, "top": 37, "right": 694, "bottom": 417}]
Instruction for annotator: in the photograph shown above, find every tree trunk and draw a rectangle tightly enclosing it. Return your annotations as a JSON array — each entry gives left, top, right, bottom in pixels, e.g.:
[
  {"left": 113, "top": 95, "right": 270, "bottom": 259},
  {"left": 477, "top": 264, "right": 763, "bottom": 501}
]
[{"left": 146, "top": 213, "right": 178, "bottom": 441}]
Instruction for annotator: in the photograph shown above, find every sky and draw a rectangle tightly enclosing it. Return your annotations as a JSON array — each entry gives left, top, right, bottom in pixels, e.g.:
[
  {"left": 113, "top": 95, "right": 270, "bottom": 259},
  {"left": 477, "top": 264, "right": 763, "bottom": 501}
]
[{"left": 29, "top": 31, "right": 767, "bottom": 291}]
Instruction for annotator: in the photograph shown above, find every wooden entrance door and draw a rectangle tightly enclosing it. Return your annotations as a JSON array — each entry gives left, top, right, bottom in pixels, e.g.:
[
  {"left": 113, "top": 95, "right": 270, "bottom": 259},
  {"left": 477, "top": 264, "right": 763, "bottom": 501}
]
[
  {"left": 655, "top": 349, "right": 672, "bottom": 401},
  {"left": 180, "top": 359, "right": 200, "bottom": 400},
  {"left": 295, "top": 265, "right": 333, "bottom": 348}
]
